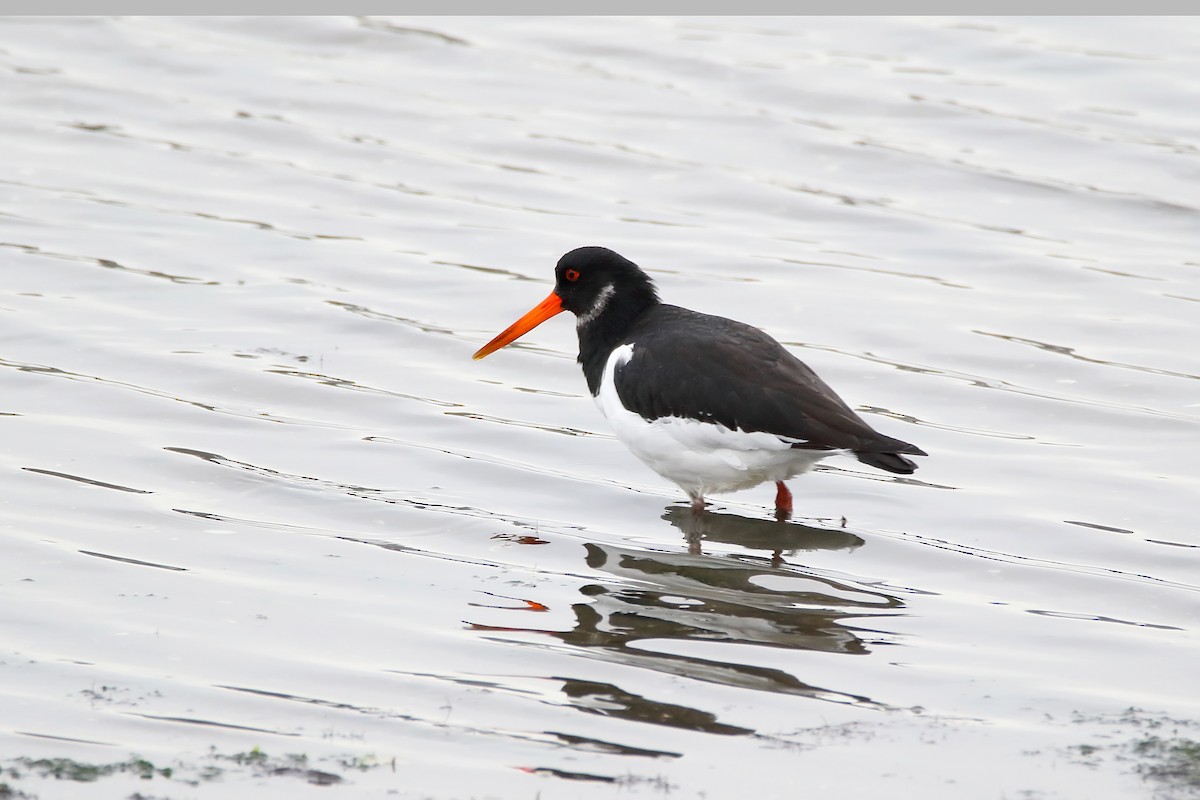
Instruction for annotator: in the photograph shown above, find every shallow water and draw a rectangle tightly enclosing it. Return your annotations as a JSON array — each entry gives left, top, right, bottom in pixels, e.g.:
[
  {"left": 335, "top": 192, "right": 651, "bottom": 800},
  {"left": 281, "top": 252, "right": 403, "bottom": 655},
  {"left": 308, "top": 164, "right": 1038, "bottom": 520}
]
[{"left": 2, "top": 15, "right": 1199, "bottom": 799}]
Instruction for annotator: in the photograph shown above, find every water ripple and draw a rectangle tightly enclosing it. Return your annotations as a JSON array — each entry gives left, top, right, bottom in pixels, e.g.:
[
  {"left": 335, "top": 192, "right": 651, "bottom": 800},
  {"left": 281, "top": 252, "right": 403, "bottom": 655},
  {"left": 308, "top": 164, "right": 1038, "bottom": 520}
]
[{"left": 975, "top": 330, "right": 1200, "bottom": 382}]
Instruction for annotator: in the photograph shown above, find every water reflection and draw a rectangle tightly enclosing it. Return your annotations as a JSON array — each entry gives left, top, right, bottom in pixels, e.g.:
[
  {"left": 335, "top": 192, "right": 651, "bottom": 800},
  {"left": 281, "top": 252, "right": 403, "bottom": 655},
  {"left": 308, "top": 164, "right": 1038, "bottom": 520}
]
[
  {"left": 473, "top": 512, "right": 905, "bottom": 729},
  {"left": 556, "top": 678, "right": 751, "bottom": 736},
  {"left": 662, "top": 505, "right": 864, "bottom": 564}
]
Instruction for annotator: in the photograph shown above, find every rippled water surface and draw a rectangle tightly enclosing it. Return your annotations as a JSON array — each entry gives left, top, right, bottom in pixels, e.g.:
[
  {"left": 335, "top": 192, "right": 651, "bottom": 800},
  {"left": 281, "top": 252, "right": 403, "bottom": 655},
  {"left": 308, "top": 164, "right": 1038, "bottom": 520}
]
[{"left": 2, "top": 15, "right": 1199, "bottom": 799}]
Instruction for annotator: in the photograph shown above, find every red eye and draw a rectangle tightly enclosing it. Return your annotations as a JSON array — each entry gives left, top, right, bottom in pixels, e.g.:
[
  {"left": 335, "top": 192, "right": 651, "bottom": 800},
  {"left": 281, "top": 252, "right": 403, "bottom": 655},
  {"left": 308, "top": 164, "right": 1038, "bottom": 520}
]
[{"left": 565, "top": 268, "right": 580, "bottom": 282}]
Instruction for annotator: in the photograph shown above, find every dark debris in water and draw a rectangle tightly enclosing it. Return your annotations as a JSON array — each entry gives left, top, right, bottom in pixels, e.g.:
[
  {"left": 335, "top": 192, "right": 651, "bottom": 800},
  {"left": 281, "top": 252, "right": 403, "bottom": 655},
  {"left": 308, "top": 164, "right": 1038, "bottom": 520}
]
[
  {"left": 0, "top": 747, "right": 388, "bottom": 795},
  {"left": 1134, "top": 736, "right": 1200, "bottom": 794},
  {"left": 9, "top": 756, "right": 171, "bottom": 782},
  {"left": 212, "top": 748, "right": 343, "bottom": 786},
  {"left": 519, "top": 765, "right": 678, "bottom": 791},
  {"left": 1065, "top": 708, "right": 1200, "bottom": 798}
]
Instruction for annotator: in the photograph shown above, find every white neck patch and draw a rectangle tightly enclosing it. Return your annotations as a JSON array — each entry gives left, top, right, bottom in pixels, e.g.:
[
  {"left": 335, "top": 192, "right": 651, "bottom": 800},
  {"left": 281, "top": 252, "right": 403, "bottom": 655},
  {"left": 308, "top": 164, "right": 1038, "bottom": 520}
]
[{"left": 576, "top": 283, "right": 616, "bottom": 327}]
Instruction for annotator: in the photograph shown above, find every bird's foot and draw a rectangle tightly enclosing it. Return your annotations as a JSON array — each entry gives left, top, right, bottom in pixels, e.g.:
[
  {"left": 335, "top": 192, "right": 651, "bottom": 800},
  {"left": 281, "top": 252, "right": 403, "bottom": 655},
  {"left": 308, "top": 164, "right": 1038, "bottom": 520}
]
[{"left": 774, "top": 481, "right": 793, "bottom": 522}]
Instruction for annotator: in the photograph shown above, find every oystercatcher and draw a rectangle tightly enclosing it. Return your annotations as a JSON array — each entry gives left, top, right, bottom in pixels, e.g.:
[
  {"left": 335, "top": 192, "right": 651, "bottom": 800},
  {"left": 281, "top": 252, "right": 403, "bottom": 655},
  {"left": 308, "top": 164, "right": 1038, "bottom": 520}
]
[{"left": 473, "top": 247, "right": 926, "bottom": 517}]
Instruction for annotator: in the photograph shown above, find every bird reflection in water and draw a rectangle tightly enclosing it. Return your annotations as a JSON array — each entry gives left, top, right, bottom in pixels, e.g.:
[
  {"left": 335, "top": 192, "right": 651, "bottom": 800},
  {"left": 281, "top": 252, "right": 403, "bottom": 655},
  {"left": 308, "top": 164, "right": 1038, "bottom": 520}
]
[
  {"left": 470, "top": 512, "right": 904, "bottom": 729},
  {"left": 663, "top": 504, "right": 861, "bottom": 566}
]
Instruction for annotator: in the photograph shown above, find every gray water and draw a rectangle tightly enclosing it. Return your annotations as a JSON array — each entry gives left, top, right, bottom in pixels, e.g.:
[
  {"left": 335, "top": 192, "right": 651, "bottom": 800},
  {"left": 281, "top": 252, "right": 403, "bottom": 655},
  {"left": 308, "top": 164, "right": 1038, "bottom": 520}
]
[{"left": 2, "top": 15, "right": 1199, "bottom": 799}]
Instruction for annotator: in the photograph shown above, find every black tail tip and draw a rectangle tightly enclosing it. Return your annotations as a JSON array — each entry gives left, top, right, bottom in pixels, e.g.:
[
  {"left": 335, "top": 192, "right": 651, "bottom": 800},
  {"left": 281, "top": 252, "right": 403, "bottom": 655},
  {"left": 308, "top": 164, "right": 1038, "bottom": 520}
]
[{"left": 856, "top": 451, "right": 922, "bottom": 475}]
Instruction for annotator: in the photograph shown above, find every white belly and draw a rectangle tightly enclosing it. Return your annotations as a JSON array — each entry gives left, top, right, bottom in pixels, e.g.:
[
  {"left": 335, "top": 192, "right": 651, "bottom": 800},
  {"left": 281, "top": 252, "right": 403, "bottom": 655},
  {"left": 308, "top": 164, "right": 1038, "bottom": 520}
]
[{"left": 595, "top": 345, "right": 837, "bottom": 500}]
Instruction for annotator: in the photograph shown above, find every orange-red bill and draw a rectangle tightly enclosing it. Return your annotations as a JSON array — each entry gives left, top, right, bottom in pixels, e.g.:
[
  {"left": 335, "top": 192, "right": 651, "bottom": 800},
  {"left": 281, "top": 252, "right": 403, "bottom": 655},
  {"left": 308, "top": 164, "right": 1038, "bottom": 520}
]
[{"left": 472, "top": 291, "right": 564, "bottom": 360}]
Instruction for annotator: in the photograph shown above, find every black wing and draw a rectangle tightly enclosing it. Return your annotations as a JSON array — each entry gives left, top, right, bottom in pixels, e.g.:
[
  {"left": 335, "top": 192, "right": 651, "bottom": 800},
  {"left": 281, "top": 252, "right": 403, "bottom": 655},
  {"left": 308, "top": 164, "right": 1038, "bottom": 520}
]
[{"left": 613, "top": 305, "right": 926, "bottom": 464}]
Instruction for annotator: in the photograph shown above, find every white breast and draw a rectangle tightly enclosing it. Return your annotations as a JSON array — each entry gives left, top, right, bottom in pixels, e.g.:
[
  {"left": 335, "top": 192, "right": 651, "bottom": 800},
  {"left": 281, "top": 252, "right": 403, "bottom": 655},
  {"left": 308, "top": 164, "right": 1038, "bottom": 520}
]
[{"left": 594, "top": 344, "right": 837, "bottom": 501}]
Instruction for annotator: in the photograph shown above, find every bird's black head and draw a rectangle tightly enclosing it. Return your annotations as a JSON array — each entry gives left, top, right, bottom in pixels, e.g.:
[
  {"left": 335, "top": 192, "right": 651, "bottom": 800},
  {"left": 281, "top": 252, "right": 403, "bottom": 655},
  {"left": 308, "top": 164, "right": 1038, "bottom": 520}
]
[
  {"left": 472, "top": 246, "right": 660, "bottom": 362},
  {"left": 553, "top": 246, "right": 659, "bottom": 320}
]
